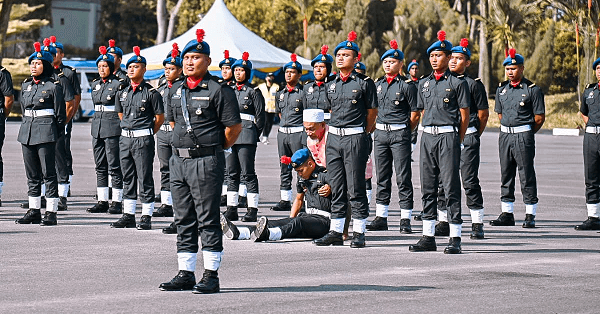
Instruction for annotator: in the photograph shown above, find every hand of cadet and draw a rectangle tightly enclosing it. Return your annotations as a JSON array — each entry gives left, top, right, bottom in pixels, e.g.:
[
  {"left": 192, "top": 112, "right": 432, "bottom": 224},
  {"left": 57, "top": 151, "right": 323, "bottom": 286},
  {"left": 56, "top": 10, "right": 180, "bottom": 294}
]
[{"left": 318, "top": 184, "right": 331, "bottom": 197}]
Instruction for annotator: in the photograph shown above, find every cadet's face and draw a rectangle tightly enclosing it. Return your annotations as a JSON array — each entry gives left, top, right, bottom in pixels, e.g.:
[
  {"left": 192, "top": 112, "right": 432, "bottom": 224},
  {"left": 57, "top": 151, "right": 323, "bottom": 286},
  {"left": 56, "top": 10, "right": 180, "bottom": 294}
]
[
  {"left": 303, "top": 121, "right": 325, "bottom": 139},
  {"left": 127, "top": 63, "right": 146, "bottom": 82},
  {"left": 336, "top": 49, "right": 357, "bottom": 71},
  {"left": 97, "top": 61, "right": 112, "bottom": 79},
  {"left": 54, "top": 48, "right": 64, "bottom": 66},
  {"left": 449, "top": 53, "right": 470, "bottom": 74},
  {"left": 221, "top": 65, "right": 232, "bottom": 80},
  {"left": 109, "top": 54, "right": 122, "bottom": 67},
  {"left": 596, "top": 65, "right": 600, "bottom": 82},
  {"left": 409, "top": 65, "right": 419, "bottom": 78},
  {"left": 505, "top": 65, "right": 524, "bottom": 82},
  {"left": 164, "top": 64, "right": 182, "bottom": 82},
  {"left": 382, "top": 58, "right": 402, "bottom": 75},
  {"left": 183, "top": 52, "right": 211, "bottom": 79},
  {"left": 234, "top": 67, "right": 246, "bottom": 82},
  {"left": 313, "top": 63, "right": 328, "bottom": 81},
  {"left": 30, "top": 60, "right": 44, "bottom": 77},
  {"left": 295, "top": 159, "right": 315, "bottom": 180},
  {"left": 285, "top": 68, "right": 300, "bottom": 85},
  {"left": 429, "top": 51, "right": 449, "bottom": 71}
]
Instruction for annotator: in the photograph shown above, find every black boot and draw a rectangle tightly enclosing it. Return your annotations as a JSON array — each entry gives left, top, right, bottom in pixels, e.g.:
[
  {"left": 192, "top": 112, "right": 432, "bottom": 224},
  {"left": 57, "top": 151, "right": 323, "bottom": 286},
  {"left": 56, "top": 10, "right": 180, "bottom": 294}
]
[
  {"left": 241, "top": 207, "right": 258, "bottom": 222},
  {"left": 192, "top": 270, "right": 220, "bottom": 294},
  {"left": 435, "top": 221, "right": 450, "bottom": 236},
  {"left": 350, "top": 232, "right": 365, "bottom": 248},
  {"left": 57, "top": 197, "right": 68, "bottom": 211},
  {"left": 409, "top": 236, "right": 437, "bottom": 252},
  {"left": 366, "top": 216, "right": 388, "bottom": 231},
  {"left": 108, "top": 202, "right": 123, "bottom": 214},
  {"left": 522, "top": 214, "right": 536, "bottom": 228},
  {"left": 575, "top": 217, "right": 600, "bottom": 230},
  {"left": 21, "top": 197, "right": 46, "bottom": 209},
  {"left": 159, "top": 270, "right": 196, "bottom": 291},
  {"left": 137, "top": 215, "right": 152, "bottom": 230},
  {"left": 238, "top": 196, "right": 248, "bottom": 208},
  {"left": 313, "top": 230, "right": 344, "bottom": 246},
  {"left": 270, "top": 200, "right": 291, "bottom": 212},
  {"left": 110, "top": 213, "right": 136, "bottom": 228},
  {"left": 40, "top": 211, "right": 57, "bottom": 226},
  {"left": 87, "top": 201, "right": 109, "bottom": 213},
  {"left": 399, "top": 219, "right": 412, "bottom": 234},
  {"left": 413, "top": 211, "right": 422, "bottom": 221},
  {"left": 444, "top": 237, "right": 462, "bottom": 254},
  {"left": 252, "top": 216, "right": 269, "bottom": 242},
  {"left": 15, "top": 208, "right": 41, "bottom": 224},
  {"left": 162, "top": 222, "right": 177, "bottom": 234},
  {"left": 489, "top": 212, "right": 515, "bottom": 226},
  {"left": 153, "top": 204, "right": 173, "bottom": 217},
  {"left": 470, "top": 223, "right": 485, "bottom": 239},
  {"left": 220, "top": 214, "right": 240, "bottom": 240},
  {"left": 220, "top": 195, "right": 227, "bottom": 206},
  {"left": 223, "top": 206, "right": 238, "bottom": 221}
]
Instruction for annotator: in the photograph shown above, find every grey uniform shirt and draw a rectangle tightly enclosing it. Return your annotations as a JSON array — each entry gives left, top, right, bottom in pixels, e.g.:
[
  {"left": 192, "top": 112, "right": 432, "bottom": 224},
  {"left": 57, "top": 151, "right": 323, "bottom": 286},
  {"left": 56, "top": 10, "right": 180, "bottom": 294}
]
[
  {"left": 275, "top": 85, "right": 304, "bottom": 127},
  {"left": 581, "top": 83, "right": 600, "bottom": 126},
  {"left": 494, "top": 78, "right": 545, "bottom": 127},
  {"left": 458, "top": 74, "right": 489, "bottom": 129},
  {"left": 115, "top": 80, "right": 164, "bottom": 131},
  {"left": 326, "top": 72, "right": 378, "bottom": 128},
  {"left": 91, "top": 74, "right": 125, "bottom": 138},
  {"left": 56, "top": 64, "right": 81, "bottom": 96},
  {"left": 417, "top": 70, "right": 471, "bottom": 127},
  {"left": 303, "top": 78, "right": 333, "bottom": 112},
  {"left": 375, "top": 75, "right": 418, "bottom": 125},
  {"left": 0, "top": 67, "right": 14, "bottom": 116},
  {"left": 234, "top": 82, "right": 265, "bottom": 144},
  {"left": 296, "top": 166, "right": 332, "bottom": 212}
]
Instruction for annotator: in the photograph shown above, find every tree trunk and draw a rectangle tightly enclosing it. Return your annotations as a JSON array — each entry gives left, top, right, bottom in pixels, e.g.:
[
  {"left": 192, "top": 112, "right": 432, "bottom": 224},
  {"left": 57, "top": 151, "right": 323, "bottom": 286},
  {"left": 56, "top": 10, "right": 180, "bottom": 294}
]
[
  {"left": 0, "top": 0, "right": 14, "bottom": 65},
  {"left": 165, "top": 0, "right": 185, "bottom": 42},
  {"left": 478, "top": 0, "right": 490, "bottom": 95},
  {"left": 156, "top": 0, "right": 167, "bottom": 44}
]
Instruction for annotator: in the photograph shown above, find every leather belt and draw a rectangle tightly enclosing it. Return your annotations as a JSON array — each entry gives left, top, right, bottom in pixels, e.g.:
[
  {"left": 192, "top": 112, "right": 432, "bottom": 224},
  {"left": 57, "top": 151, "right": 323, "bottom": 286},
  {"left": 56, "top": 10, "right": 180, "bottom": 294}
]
[
  {"left": 240, "top": 113, "right": 255, "bottom": 123},
  {"left": 465, "top": 126, "right": 478, "bottom": 135},
  {"left": 174, "top": 146, "right": 222, "bottom": 158},
  {"left": 121, "top": 128, "right": 153, "bottom": 137},
  {"left": 500, "top": 125, "right": 531, "bottom": 133},
  {"left": 160, "top": 124, "right": 173, "bottom": 132},
  {"left": 306, "top": 208, "right": 331, "bottom": 218},
  {"left": 328, "top": 126, "right": 365, "bottom": 136},
  {"left": 422, "top": 125, "right": 456, "bottom": 134},
  {"left": 376, "top": 123, "right": 407, "bottom": 131},
  {"left": 23, "top": 109, "right": 54, "bottom": 117},
  {"left": 278, "top": 126, "right": 304, "bottom": 134},
  {"left": 586, "top": 126, "right": 600, "bottom": 134},
  {"left": 94, "top": 105, "right": 116, "bottom": 112}
]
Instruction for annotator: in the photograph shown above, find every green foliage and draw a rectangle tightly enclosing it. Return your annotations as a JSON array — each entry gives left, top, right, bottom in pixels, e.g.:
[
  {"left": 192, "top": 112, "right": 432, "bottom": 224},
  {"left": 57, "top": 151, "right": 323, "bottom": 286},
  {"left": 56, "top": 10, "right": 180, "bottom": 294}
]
[
  {"left": 525, "top": 20, "right": 554, "bottom": 94},
  {"left": 96, "top": 0, "right": 157, "bottom": 52},
  {"left": 550, "top": 20, "right": 578, "bottom": 93}
]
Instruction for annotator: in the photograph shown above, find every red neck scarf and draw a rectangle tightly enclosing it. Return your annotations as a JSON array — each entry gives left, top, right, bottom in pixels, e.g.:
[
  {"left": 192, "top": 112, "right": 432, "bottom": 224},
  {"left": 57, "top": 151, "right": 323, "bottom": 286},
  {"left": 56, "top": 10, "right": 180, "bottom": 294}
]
[
  {"left": 187, "top": 76, "right": 202, "bottom": 89},
  {"left": 339, "top": 71, "right": 352, "bottom": 82},
  {"left": 316, "top": 81, "right": 324, "bottom": 87},
  {"left": 130, "top": 81, "right": 140, "bottom": 92},
  {"left": 32, "top": 77, "right": 40, "bottom": 84},
  {"left": 236, "top": 83, "right": 245, "bottom": 91},
  {"left": 287, "top": 84, "right": 295, "bottom": 93},
  {"left": 411, "top": 77, "right": 418, "bottom": 82},
  {"left": 167, "top": 81, "right": 172, "bottom": 88},
  {"left": 510, "top": 80, "right": 521, "bottom": 88},
  {"left": 386, "top": 74, "right": 397, "bottom": 84},
  {"left": 434, "top": 71, "right": 444, "bottom": 81}
]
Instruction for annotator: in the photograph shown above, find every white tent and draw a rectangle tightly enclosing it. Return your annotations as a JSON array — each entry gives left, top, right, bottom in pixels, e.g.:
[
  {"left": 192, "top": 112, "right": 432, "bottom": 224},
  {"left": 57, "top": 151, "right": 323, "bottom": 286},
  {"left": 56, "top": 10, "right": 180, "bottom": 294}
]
[{"left": 123, "top": 0, "right": 312, "bottom": 72}]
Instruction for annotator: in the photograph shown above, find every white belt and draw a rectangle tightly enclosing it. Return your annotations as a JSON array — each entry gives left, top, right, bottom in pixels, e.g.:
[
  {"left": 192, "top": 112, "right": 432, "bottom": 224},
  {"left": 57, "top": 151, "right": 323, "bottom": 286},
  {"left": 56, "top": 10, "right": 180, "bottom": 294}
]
[
  {"left": 328, "top": 126, "right": 365, "bottom": 136},
  {"left": 500, "top": 125, "right": 531, "bottom": 133},
  {"left": 465, "top": 126, "right": 478, "bottom": 135},
  {"left": 422, "top": 125, "right": 456, "bottom": 134},
  {"left": 279, "top": 126, "right": 304, "bottom": 134},
  {"left": 23, "top": 109, "right": 55, "bottom": 117},
  {"left": 323, "top": 113, "right": 331, "bottom": 120},
  {"left": 306, "top": 208, "right": 331, "bottom": 218},
  {"left": 160, "top": 124, "right": 173, "bottom": 132},
  {"left": 586, "top": 126, "right": 600, "bottom": 134},
  {"left": 376, "top": 123, "right": 407, "bottom": 131},
  {"left": 121, "top": 128, "right": 153, "bottom": 137},
  {"left": 240, "top": 113, "right": 256, "bottom": 123},
  {"left": 94, "top": 105, "right": 116, "bottom": 112}
]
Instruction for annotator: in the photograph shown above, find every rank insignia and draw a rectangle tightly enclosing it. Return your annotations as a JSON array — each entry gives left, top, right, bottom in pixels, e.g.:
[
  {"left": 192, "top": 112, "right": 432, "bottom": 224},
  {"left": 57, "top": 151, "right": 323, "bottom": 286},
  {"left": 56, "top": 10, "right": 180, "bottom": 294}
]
[
  {"left": 95, "top": 84, "right": 101, "bottom": 91},
  {"left": 176, "top": 88, "right": 182, "bottom": 96},
  {"left": 330, "top": 83, "right": 336, "bottom": 90},
  {"left": 589, "top": 92, "right": 594, "bottom": 98},
  {"left": 423, "top": 81, "right": 429, "bottom": 88},
  {"left": 27, "top": 85, "right": 32, "bottom": 91},
  {"left": 280, "top": 94, "right": 285, "bottom": 101},
  {"left": 140, "top": 106, "right": 145, "bottom": 111},
  {"left": 443, "top": 98, "right": 449, "bottom": 103},
  {"left": 107, "top": 96, "right": 111, "bottom": 100},
  {"left": 160, "top": 90, "right": 164, "bottom": 96},
  {"left": 196, "top": 108, "right": 202, "bottom": 115},
  {"left": 377, "top": 86, "right": 382, "bottom": 92},
  {"left": 308, "top": 86, "right": 313, "bottom": 93},
  {"left": 519, "top": 101, "right": 525, "bottom": 106},
  {"left": 500, "top": 88, "right": 506, "bottom": 96},
  {"left": 121, "top": 92, "right": 127, "bottom": 98}
]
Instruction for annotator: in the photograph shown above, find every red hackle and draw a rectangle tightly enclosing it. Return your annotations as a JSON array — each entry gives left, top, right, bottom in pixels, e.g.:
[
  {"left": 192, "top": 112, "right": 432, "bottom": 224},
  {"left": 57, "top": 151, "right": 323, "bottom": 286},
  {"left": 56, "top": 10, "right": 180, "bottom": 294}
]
[
  {"left": 171, "top": 47, "right": 178, "bottom": 59},
  {"left": 133, "top": 46, "right": 141, "bottom": 56},
  {"left": 34, "top": 42, "right": 41, "bottom": 52},
  {"left": 389, "top": 39, "right": 398, "bottom": 50},
  {"left": 509, "top": 48, "right": 516, "bottom": 59},
  {"left": 224, "top": 49, "right": 229, "bottom": 59},
  {"left": 347, "top": 31, "right": 357, "bottom": 42},
  {"left": 460, "top": 38, "right": 469, "bottom": 48},
  {"left": 50, "top": 35, "right": 57, "bottom": 43},
  {"left": 291, "top": 53, "right": 297, "bottom": 62},
  {"left": 109, "top": 39, "right": 116, "bottom": 48},
  {"left": 242, "top": 51, "right": 249, "bottom": 61},
  {"left": 43, "top": 38, "right": 51, "bottom": 47},
  {"left": 196, "top": 29, "right": 205, "bottom": 43},
  {"left": 357, "top": 52, "right": 362, "bottom": 61},
  {"left": 99, "top": 46, "right": 107, "bottom": 55},
  {"left": 412, "top": 59, "right": 417, "bottom": 63},
  {"left": 437, "top": 30, "right": 446, "bottom": 42},
  {"left": 280, "top": 156, "right": 292, "bottom": 165},
  {"left": 321, "top": 45, "right": 328, "bottom": 55}
]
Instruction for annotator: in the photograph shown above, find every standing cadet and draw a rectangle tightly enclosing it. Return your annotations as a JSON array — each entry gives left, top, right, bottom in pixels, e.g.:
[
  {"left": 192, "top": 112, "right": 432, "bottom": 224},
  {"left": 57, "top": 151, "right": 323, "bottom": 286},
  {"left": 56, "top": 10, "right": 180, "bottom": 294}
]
[
  {"left": 490, "top": 48, "right": 545, "bottom": 228},
  {"left": 258, "top": 72, "right": 279, "bottom": 144},
  {"left": 153, "top": 44, "right": 183, "bottom": 228},
  {"left": 313, "top": 31, "right": 377, "bottom": 248},
  {"left": 222, "top": 52, "right": 265, "bottom": 222},
  {"left": 86, "top": 46, "right": 125, "bottom": 215},
  {"left": 577, "top": 57, "right": 600, "bottom": 231},
  {"left": 111, "top": 46, "right": 164, "bottom": 230},
  {"left": 407, "top": 59, "right": 420, "bottom": 82},
  {"left": 107, "top": 39, "right": 129, "bottom": 84},
  {"left": 408, "top": 31, "right": 470, "bottom": 254},
  {"left": 15, "top": 42, "right": 66, "bottom": 226},
  {"left": 271, "top": 54, "right": 305, "bottom": 212},
  {"left": 367, "top": 40, "right": 419, "bottom": 234},
  {"left": 0, "top": 55, "right": 14, "bottom": 205},
  {"left": 218, "top": 50, "right": 236, "bottom": 206},
  {"left": 304, "top": 45, "right": 333, "bottom": 115},
  {"left": 159, "top": 29, "right": 241, "bottom": 294},
  {"left": 435, "top": 39, "right": 489, "bottom": 239},
  {"left": 354, "top": 52, "right": 366, "bottom": 74}
]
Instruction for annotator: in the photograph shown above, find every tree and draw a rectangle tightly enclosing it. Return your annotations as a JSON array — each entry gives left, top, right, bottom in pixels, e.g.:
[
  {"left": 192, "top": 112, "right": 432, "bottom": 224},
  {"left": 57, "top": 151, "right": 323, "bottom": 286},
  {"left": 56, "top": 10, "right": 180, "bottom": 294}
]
[
  {"left": 97, "top": 0, "right": 158, "bottom": 52},
  {"left": 156, "top": 0, "right": 185, "bottom": 44},
  {"left": 525, "top": 20, "right": 554, "bottom": 94}
]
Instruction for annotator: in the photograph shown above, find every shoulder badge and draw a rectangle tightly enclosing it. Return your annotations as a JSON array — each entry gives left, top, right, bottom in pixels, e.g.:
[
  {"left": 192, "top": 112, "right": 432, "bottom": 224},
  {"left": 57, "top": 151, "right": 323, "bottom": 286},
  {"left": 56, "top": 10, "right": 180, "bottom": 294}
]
[
  {"left": 57, "top": 72, "right": 65, "bottom": 77},
  {"left": 457, "top": 74, "right": 465, "bottom": 78},
  {"left": 474, "top": 77, "right": 481, "bottom": 81},
  {"left": 23, "top": 77, "right": 32, "bottom": 83},
  {"left": 405, "top": 79, "right": 412, "bottom": 83},
  {"left": 528, "top": 83, "right": 536, "bottom": 88},
  {"left": 0, "top": 67, "right": 5, "bottom": 72},
  {"left": 586, "top": 83, "right": 596, "bottom": 89},
  {"left": 118, "top": 78, "right": 125, "bottom": 82}
]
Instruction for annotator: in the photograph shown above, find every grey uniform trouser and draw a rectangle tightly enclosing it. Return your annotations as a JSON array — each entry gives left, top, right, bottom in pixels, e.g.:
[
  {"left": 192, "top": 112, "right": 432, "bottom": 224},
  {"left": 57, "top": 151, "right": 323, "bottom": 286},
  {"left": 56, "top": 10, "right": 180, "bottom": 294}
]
[
  {"left": 438, "top": 132, "right": 484, "bottom": 210},
  {"left": 277, "top": 131, "right": 304, "bottom": 191},
  {"left": 584, "top": 132, "right": 600, "bottom": 204},
  {"left": 269, "top": 213, "right": 330, "bottom": 239},
  {"left": 171, "top": 151, "right": 225, "bottom": 253},
  {"left": 22, "top": 142, "right": 58, "bottom": 198},
  {"left": 55, "top": 130, "right": 69, "bottom": 184},
  {"left": 227, "top": 144, "right": 258, "bottom": 194},
  {"left": 326, "top": 132, "right": 371, "bottom": 220},
  {"left": 374, "top": 127, "right": 414, "bottom": 209},
  {"left": 119, "top": 135, "right": 155, "bottom": 203},
  {"left": 499, "top": 131, "right": 538, "bottom": 204},
  {"left": 420, "top": 131, "right": 462, "bottom": 224},
  {"left": 156, "top": 129, "right": 173, "bottom": 191},
  {"left": 92, "top": 136, "right": 123, "bottom": 188}
]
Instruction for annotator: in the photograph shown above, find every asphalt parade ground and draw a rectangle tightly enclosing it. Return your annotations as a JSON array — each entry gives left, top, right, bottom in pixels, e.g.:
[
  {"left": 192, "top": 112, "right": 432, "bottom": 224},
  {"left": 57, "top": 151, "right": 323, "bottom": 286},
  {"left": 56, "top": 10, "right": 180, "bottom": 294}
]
[{"left": 0, "top": 121, "right": 598, "bottom": 313}]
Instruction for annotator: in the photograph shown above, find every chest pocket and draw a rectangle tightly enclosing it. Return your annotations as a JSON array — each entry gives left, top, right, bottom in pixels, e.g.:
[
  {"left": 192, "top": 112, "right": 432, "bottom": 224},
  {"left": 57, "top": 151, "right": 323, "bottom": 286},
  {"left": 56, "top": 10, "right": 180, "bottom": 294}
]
[
  {"left": 498, "top": 87, "right": 509, "bottom": 102},
  {"left": 38, "top": 93, "right": 53, "bottom": 108},
  {"left": 347, "top": 88, "right": 363, "bottom": 105},
  {"left": 190, "top": 96, "right": 213, "bottom": 120},
  {"left": 395, "top": 92, "right": 405, "bottom": 106},
  {"left": 442, "top": 89, "right": 457, "bottom": 109}
]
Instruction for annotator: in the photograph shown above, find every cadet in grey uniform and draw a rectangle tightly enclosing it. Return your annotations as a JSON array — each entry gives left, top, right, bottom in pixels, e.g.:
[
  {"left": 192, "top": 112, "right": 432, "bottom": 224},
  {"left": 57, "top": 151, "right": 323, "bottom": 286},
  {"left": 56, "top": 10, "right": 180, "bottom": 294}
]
[
  {"left": 313, "top": 31, "right": 378, "bottom": 248},
  {"left": 159, "top": 29, "right": 241, "bottom": 294},
  {"left": 222, "top": 52, "right": 265, "bottom": 222},
  {"left": 304, "top": 45, "right": 333, "bottom": 118},
  {"left": 435, "top": 38, "right": 489, "bottom": 239},
  {"left": 0, "top": 57, "right": 14, "bottom": 205},
  {"left": 107, "top": 39, "right": 129, "bottom": 85},
  {"left": 489, "top": 48, "right": 545, "bottom": 228},
  {"left": 15, "top": 42, "right": 66, "bottom": 226},
  {"left": 408, "top": 31, "right": 470, "bottom": 254},
  {"left": 111, "top": 46, "right": 164, "bottom": 230},
  {"left": 577, "top": 56, "right": 600, "bottom": 231},
  {"left": 368, "top": 40, "right": 419, "bottom": 234},
  {"left": 86, "top": 46, "right": 126, "bottom": 215},
  {"left": 271, "top": 54, "right": 305, "bottom": 212},
  {"left": 218, "top": 50, "right": 237, "bottom": 206}
]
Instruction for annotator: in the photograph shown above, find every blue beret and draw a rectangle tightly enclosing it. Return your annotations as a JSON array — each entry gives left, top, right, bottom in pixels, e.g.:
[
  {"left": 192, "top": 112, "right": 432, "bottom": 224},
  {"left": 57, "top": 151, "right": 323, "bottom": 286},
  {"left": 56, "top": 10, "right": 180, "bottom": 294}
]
[
  {"left": 594, "top": 57, "right": 600, "bottom": 71},
  {"left": 502, "top": 49, "right": 524, "bottom": 66},
  {"left": 381, "top": 49, "right": 404, "bottom": 61},
  {"left": 42, "top": 42, "right": 56, "bottom": 55},
  {"left": 163, "top": 44, "right": 183, "bottom": 68},
  {"left": 108, "top": 39, "right": 123, "bottom": 57},
  {"left": 283, "top": 54, "right": 302, "bottom": 72},
  {"left": 290, "top": 148, "right": 311, "bottom": 169},
  {"left": 335, "top": 31, "right": 360, "bottom": 56},
  {"left": 232, "top": 55, "right": 252, "bottom": 71},
  {"left": 182, "top": 29, "right": 210, "bottom": 57},
  {"left": 96, "top": 53, "right": 115, "bottom": 66},
  {"left": 407, "top": 60, "right": 419, "bottom": 71},
  {"left": 126, "top": 47, "right": 146, "bottom": 68},
  {"left": 427, "top": 31, "right": 453, "bottom": 55},
  {"left": 49, "top": 36, "right": 64, "bottom": 52},
  {"left": 219, "top": 57, "right": 236, "bottom": 68},
  {"left": 451, "top": 38, "right": 471, "bottom": 59},
  {"left": 311, "top": 45, "right": 334, "bottom": 66},
  {"left": 28, "top": 45, "right": 54, "bottom": 64},
  {"left": 354, "top": 62, "right": 366, "bottom": 71}
]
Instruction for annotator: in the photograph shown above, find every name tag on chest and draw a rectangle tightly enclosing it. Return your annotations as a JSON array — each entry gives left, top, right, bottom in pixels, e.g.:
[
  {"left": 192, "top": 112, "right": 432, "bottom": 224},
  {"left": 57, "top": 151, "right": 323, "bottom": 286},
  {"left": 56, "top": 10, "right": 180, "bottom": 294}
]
[{"left": 192, "top": 96, "right": 210, "bottom": 101}]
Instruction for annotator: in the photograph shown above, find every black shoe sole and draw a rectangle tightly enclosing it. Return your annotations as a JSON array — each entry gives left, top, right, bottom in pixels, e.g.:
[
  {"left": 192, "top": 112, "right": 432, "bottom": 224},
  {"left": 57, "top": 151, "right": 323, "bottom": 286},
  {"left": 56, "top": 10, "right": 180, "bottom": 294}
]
[
  {"left": 470, "top": 234, "right": 485, "bottom": 239},
  {"left": 408, "top": 246, "right": 437, "bottom": 252},
  {"left": 162, "top": 229, "right": 177, "bottom": 234},
  {"left": 366, "top": 226, "right": 388, "bottom": 231},
  {"left": 489, "top": 222, "right": 515, "bottom": 226},
  {"left": 16, "top": 220, "right": 42, "bottom": 224},
  {"left": 192, "top": 287, "right": 220, "bottom": 294},
  {"left": 111, "top": 224, "right": 136, "bottom": 228},
  {"left": 314, "top": 240, "right": 343, "bottom": 246},
  {"left": 159, "top": 284, "right": 195, "bottom": 291},
  {"left": 350, "top": 242, "right": 365, "bottom": 248},
  {"left": 40, "top": 221, "right": 57, "bottom": 226},
  {"left": 137, "top": 225, "right": 151, "bottom": 230},
  {"left": 400, "top": 228, "right": 412, "bottom": 234},
  {"left": 444, "top": 248, "right": 462, "bottom": 254}
]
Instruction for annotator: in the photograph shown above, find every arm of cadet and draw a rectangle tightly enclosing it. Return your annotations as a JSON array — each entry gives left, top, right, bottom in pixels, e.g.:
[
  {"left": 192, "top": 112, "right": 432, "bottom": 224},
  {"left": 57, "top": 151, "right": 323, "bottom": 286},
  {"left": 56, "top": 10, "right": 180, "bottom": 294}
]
[
  {"left": 459, "top": 107, "right": 470, "bottom": 142},
  {"left": 4, "top": 95, "right": 13, "bottom": 117},
  {"left": 366, "top": 108, "right": 378, "bottom": 133},
  {"left": 153, "top": 114, "right": 164, "bottom": 134},
  {"left": 478, "top": 109, "right": 489, "bottom": 135},
  {"left": 409, "top": 111, "right": 421, "bottom": 131},
  {"left": 67, "top": 94, "right": 81, "bottom": 121},
  {"left": 224, "top": 123, "right": 242, "bottom": 149},
  {"left": 533, "top": 114, "right": 545, "bottom": 133},
  {"left": 290, "top": 192, "right": 305, "bottom": 218},
  {"left": 582, "top": 113, "right": 589, "bottom": 125},
  {"left": 318, "top": 184, "right": 331, "bottom": 197},
  {"left": 118, "top": 113, "right": 123, "bottom": 120}
]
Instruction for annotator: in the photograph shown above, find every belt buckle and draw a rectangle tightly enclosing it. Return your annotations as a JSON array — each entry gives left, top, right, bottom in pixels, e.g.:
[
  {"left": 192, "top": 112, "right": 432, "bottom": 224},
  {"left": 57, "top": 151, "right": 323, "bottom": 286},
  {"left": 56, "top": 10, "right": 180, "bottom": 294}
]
[
  {"left": 179, "top": 148, "right": 191, "bottom": 158},
  {"left": 432, "top": 126, "right": 438, "bottom": 135},
  {"left": 385, "top": 124, "right": 391, "bottom": 132},
  {"left": 127, "top": 130, "right": 134, "bottom": 137},
  {"left": 339, "top": 128, "right": 345, "bottom": 136},
  {"left": 30, "top": 110, "right": 36, "bottom": 117}
]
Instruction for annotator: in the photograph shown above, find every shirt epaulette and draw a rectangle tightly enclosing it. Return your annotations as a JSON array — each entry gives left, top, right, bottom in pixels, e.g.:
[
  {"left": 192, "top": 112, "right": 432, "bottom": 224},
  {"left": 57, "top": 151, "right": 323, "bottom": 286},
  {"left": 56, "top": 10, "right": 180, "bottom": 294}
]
[
  {"left": 375, "top": 76, "right": 384, "bottom": 82},
  {"left": 419, "top": 75, "right": 425, "bottom": 79},
  {"left": 474, "top": 77, "right": 482, "bottom": 82},
  {"left": 92, "top": 77, "right": 99, "bottom": 82},
  {"left": 23, "top": 77, "right": 32, "bottom": 83},
  {"left": 118, "top": 78, "right": 125, "bottom": 82},
  {"left": 586, "top": 83, "right": 596, "bottom": 89},
  {"left": 63, "top": 65, "right": 75, "bottom": 71},
  {"left": 528, "top": 83, "right": 536, "bottom": 88},
  {"left": 456, "top": 74, "right": 465, "bottom": 78},
  {"left": 0, "top": 67, "right": 5, "bottom": 72},
  {"left": 499, "top": 80, "right": 509, "bottom": 87},
  {"left": 54, "top": 80, "right": 61, "bottom": 85},
  {"left": 355, "top": 72, "right": 371, "bottom": 81},
  {"left": 57, "top": 72, "right": 65, "bottom": 77},
  {"left": 404, "top": 78, "right": 412, "bottom": 83}
]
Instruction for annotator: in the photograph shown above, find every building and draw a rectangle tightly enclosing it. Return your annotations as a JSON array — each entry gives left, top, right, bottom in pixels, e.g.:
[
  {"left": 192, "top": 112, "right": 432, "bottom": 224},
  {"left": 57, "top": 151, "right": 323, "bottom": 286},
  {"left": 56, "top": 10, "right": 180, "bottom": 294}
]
[{"left": 40, "top": 0, "right": 101, "bottom": 50}]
